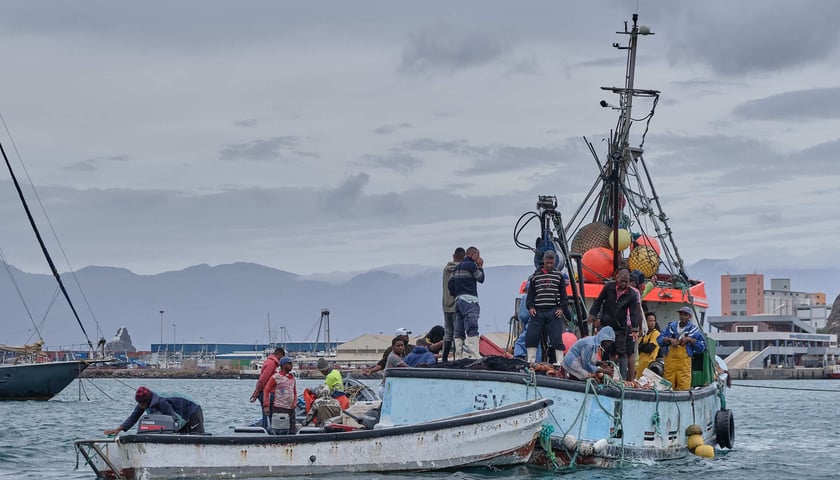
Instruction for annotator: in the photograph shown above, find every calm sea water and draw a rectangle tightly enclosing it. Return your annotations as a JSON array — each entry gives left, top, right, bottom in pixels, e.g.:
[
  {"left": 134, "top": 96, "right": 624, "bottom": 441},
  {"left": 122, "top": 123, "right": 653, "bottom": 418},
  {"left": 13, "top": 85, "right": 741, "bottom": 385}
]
[{"left": 1, "top": 377, "right": 839, "bottom": 480}]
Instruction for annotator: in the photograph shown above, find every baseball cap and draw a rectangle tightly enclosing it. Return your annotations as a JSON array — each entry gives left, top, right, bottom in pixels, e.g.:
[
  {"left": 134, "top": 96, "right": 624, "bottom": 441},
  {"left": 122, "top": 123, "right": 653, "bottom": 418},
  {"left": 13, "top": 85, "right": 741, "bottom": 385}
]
[
  {"left": 677, "top": 306, "right": 692, "bottom": 315},
  {"left": 279, "top": 356, "right": 293, "bottom": 365},
  {"left": 395, "top": 328, "right": 412, "bottom": 336}
]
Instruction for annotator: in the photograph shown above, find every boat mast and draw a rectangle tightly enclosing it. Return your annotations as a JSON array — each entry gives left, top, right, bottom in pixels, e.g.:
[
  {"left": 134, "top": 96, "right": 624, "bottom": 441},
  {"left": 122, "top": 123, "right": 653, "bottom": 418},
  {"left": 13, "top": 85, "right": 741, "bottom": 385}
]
[
  {"left": 602, "top": 14, "right": 654, "bottom": 272},
  {"left": 0, "top": 141, "right": 96, "bottom": 352}
]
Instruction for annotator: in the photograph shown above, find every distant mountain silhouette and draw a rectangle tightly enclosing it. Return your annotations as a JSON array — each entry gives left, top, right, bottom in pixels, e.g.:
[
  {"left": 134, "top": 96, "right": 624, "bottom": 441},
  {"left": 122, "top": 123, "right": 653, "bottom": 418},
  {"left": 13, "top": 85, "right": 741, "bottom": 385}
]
[{"left": 1, "top": 260, "right": 836, "bottom": 349}]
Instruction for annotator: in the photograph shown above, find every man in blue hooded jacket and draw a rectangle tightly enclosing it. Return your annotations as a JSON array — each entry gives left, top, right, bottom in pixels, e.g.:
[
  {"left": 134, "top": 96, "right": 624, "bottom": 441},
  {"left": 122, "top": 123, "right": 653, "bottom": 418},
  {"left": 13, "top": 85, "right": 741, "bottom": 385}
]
[{"left": 562, "top": 326, "right": 616, "bottom": 381}]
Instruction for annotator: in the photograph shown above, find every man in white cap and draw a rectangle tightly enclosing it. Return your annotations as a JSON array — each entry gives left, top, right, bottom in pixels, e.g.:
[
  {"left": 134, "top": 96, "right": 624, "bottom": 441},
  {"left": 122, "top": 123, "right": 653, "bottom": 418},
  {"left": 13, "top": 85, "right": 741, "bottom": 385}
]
[
  {"left": 657, "top": 306, "right": 706, "bottom": 391},
  {"left": 362, "top": 328, "right": 413, "bottom": 376}
]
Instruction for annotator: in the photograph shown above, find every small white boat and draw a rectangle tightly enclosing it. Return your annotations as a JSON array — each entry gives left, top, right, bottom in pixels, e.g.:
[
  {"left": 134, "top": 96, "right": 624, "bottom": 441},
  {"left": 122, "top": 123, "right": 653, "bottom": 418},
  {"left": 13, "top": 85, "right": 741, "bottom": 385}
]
[{"left": 74, "top": 397, "right": 552, "bottom": 479}]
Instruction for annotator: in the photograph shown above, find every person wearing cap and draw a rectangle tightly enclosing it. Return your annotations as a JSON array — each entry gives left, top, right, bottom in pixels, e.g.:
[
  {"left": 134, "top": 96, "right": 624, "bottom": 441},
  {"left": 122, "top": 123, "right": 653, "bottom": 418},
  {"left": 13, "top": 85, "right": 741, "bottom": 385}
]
[
  {"left": 657, "top": 306, "right": 706, "bottom": 391},
  {"left": 263, "top": 356, "right": 297, "bottom": 433},
  {"left": 317, "top": 357, "right": 349, "bottom": 409},
  {"left": 104, "top": 386, "right": 205, "bottom": 435},
  {"left": 250, "top": 346, "right": 285, "bottom": 429},
  {"left": 362, "top": 328, "right": 413, "bottom": 376},
  {"left": 447, "top": 245, "right": 484, "bottom": 360},
  {"left": 441, "top": 247, "right": 466, "bottom": 362}
]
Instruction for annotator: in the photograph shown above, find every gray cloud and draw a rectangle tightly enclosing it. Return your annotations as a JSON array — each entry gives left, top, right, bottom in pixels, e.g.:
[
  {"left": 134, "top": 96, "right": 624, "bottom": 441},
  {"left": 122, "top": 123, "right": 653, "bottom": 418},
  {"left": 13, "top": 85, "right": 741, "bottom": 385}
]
[
  {"left": 733, "top": 87, "right": 840, "bottom": 121},
  {"left": 359, "top": 152, "right": 422, "bottom": 174},
  {"left": 373, "top": 123, "right": 413, "bottom": 135},
  {"left": 63, "top": 154, "right": 130, "bottom": 172},
  {"left": 218, "top": 136, "right": 316, "bottom": 162},
  {"left": 234, "top": 118, "right": 259, "bottom": 128},
  {"left": 660, "top": 2, "right": 840, "bottom": 75},
  {"left": 399, "top": 22, "right": 514, "bottom": 75}
]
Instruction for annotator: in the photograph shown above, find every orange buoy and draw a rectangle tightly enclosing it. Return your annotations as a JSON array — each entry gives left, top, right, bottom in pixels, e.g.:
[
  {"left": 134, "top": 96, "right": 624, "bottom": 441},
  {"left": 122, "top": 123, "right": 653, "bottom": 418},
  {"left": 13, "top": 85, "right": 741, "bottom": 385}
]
[
  {"left": 562, "top": 332, "right": 578, "bottom": 352},
  {"left": 632, "top": 234, "right": 661, "bottom": 255},
  {"left": 582, "top": 247, "right": 614, "bottom": 283}
]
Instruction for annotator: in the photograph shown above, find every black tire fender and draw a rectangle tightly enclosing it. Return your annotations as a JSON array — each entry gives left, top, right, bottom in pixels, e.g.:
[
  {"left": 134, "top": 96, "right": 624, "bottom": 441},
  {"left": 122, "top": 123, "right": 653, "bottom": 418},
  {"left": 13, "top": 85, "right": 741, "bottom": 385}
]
[{"left": 715, "top": 409, "right": 735, "bottom": 449}]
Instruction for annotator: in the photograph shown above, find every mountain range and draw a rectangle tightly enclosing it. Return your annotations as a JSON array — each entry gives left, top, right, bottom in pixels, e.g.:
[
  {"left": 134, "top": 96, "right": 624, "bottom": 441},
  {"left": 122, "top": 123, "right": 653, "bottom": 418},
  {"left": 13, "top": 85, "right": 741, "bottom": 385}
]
[{"left": 2, "top": 259, "right": 837, "bottom": 350}]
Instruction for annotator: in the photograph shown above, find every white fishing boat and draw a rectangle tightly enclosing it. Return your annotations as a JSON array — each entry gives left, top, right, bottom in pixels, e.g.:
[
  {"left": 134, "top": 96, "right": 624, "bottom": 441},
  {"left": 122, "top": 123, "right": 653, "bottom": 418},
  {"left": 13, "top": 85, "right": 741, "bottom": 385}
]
[
  {"left": 74, "top": 397, "right": 552, "bottom": 479},
  {"left": 378, "top": 14, "right": 734, "bottom": 468}
]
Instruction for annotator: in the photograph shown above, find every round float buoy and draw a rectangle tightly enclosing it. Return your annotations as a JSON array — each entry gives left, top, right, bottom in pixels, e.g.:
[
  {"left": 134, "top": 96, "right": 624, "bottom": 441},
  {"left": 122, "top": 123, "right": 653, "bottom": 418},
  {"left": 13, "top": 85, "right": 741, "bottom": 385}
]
[
  {"left": 571, "top": 222, "right": 612, "bottom": 255},
  {"left": 608, "top": 229, "right": 631, "bottom": 251},
  {"left": 685, "top": 424, "right": 703, "bottom": 437},
  {"left": 628, "top": 245, "right": 659, "bottom": 278},
  {"left": 562, "top": 332, "right": 578, "bottom": 352},
  {"left": 632, "top": 234, "right": 661, "bottom": 255},
  {"left": 687, "top": 434, "right": 704, "bottom": 453},
  {"left": 581, "top": 247, "right": 614, "bottom": 283},
  {"left": 694, "top": 444, "right": 715, "bottom": 458},
  {"left": 714, "top": 409, "right": 735, "bottom": 449}
]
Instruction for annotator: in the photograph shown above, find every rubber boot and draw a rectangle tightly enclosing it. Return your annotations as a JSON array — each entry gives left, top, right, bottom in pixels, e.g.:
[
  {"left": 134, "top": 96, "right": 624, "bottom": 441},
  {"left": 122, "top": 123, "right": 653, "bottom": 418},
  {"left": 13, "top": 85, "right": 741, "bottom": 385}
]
[
  {"left": 527, "top": 347, "right": 538, "bottom": 364},
  {"left": 453, "top": 338, "right": 464, "bottom": 361},
  {"left": 463, "top": 336, "right": 481, "bottom": 359},
  {"left": 554, "top": 350, "right": 565, "bottom": 367},
  {"left": 442, "top": 340, "right": 452, "bottom": 362},
  {"left": 618, "top": 355, "right": 628, "bottom": 381}
]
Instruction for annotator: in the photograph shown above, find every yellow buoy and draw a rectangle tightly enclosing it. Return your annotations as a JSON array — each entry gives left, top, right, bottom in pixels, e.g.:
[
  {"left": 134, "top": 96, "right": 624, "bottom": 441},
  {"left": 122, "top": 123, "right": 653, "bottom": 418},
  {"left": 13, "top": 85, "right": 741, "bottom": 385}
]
[
  {"left": 685, "top": 424, "right": 703, "bottom": 437},
  {"left": 694, "top": 444, "right": 715, "bottom": 458},
  {"left": 687, "top": 434, "right": 704, "bottom": 452},
  {"left": 628, "top": 245, "right": 659, "bottom": 277},
  {"left": 608, "top": 229, "right": 631, "bottom": 251}
]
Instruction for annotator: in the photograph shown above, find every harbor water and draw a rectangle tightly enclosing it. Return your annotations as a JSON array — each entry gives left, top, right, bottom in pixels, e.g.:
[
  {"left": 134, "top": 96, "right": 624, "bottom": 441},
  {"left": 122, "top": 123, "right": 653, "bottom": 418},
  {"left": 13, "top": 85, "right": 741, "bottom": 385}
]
[{"left": 1, "top": 377, "right": 838, "bottom": 479}]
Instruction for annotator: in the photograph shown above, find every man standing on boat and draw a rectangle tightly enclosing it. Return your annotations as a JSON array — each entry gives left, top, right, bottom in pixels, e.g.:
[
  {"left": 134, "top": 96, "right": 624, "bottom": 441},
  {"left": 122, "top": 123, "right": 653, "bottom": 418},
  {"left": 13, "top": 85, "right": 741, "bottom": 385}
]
[
  {"left": 250, "top": 346, "right": 285, "bottom": 429},
  {"left": 448, "top": 246, "right": 484, "bottom": 360},
  {"left": 658, "top": 306, "right": 705, "bottom": 391},
  {"left": 263, "top": 356, "right": 297, "bottom": 434},
  {"left": 441, "top": 248, "right": 465, "bottom": 362},
  {"left": 587, "top": 268, "right": 642, "bottom": 381},
  {"left": 525, "top": 250, "right": 570, "bottom": 365}
]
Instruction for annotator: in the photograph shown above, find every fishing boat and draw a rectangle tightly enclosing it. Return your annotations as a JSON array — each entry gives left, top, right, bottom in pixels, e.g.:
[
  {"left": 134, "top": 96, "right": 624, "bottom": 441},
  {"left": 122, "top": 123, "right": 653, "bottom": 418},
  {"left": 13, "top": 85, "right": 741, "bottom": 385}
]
[
  {"left": 74, "top": 397, "right": 552, "bottom": 479},
  {"left": 0, "top": 138, "right": 100, "bottom": 401},
  {"left": 382, "top": 15, "right": 733, "bottom": 468}
]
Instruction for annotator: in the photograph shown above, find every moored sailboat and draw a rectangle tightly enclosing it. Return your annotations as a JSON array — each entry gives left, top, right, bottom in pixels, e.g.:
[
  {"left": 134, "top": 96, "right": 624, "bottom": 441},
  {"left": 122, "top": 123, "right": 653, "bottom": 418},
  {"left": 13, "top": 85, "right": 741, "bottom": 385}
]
[{"left": 1, "top": 136, "right": 101, "bottom": 401}]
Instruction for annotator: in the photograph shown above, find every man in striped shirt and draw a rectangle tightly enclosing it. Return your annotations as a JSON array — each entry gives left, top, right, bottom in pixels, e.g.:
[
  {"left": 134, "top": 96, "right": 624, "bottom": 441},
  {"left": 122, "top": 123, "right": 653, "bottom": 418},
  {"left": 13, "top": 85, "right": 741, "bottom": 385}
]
[{"left": 524, "top": 250, "right": 570, "bottom": 365}]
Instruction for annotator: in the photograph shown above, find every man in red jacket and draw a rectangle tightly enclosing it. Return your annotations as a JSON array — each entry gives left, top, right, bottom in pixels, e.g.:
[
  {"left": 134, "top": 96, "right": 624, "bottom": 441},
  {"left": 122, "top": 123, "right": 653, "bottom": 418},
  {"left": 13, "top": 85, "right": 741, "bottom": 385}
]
[{"left": 250, "top": 346, "right": 285, "bottom": 429}]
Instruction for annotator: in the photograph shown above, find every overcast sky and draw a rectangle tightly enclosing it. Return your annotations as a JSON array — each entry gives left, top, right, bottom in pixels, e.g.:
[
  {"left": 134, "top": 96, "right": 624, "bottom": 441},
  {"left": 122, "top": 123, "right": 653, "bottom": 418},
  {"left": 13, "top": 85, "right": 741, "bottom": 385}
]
[{"left": 1, "top": 0, "right": 839, "bottom": 279}]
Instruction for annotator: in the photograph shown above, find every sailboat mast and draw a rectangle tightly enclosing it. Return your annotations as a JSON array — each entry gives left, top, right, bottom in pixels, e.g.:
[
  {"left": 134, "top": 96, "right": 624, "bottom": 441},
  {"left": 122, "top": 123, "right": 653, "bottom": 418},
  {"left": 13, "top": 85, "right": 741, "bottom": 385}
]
[{"left": 0, "top": 141, "right": 95, "bottom": 352}]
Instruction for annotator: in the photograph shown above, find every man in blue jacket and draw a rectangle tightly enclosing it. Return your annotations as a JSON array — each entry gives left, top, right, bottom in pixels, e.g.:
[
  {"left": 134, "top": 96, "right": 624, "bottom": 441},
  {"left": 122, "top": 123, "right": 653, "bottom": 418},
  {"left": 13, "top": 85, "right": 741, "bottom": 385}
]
[
  {"left": 405, "top": 338, "right": 436, "bottom": 366},
  {"left": 658, "top": 306, "right": 706, "bottom": 391},
  {"left": 104, "top": 386, "right": 205, "bottom": 435}
]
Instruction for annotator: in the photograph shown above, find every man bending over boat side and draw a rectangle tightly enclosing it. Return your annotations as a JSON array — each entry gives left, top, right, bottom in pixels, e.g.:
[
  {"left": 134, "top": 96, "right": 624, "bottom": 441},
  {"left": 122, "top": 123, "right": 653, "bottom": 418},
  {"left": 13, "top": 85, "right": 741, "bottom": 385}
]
[
  {"left": 562, "top": 326, "right": 615, "bottom": 381},
  {"left": 303, "top": 385, "right": 342, "bottom": 427},
  {"left": 104, "top": 386, "right": 205, "bottom": 435}
]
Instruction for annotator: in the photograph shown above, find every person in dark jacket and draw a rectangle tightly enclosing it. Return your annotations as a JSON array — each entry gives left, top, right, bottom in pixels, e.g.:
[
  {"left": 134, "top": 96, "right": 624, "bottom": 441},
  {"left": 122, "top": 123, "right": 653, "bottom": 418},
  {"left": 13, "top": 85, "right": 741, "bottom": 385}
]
[
  {"left": 447, "top": 246, "right": 485, "bottom": 360},
  {"left": 104, "top": 386, "right": 205, "bottom": 435},
  {"left": 587, "top": 267, "right": 643, "bottom": 381}
]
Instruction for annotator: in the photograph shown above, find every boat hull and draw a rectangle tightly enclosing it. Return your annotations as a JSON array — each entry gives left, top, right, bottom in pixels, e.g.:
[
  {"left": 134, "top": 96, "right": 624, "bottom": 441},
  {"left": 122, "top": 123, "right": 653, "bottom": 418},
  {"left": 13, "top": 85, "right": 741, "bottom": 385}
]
[
  {"left": 75, "top": 398, "right": 551, "bottom": 479},
  {"left": 0, "top": 360, "right": 88, "bottom": 401},
  {"left": 382, "top": 367, "right": 726, "bottom": 467}
]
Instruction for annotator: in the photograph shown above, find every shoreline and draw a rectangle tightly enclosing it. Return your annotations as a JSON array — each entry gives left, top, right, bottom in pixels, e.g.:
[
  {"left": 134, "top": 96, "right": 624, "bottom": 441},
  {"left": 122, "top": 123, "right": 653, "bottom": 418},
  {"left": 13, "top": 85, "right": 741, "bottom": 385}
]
[{"left": 80, "top": 368, "right": 382, "bottom": 380}]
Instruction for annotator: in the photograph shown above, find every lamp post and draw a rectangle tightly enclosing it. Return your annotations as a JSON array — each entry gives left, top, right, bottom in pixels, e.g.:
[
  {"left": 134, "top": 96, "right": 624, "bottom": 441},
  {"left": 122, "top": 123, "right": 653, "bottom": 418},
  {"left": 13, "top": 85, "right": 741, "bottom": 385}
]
[{"left": 159, "top": 310, "right": 164, "bottom": 349}]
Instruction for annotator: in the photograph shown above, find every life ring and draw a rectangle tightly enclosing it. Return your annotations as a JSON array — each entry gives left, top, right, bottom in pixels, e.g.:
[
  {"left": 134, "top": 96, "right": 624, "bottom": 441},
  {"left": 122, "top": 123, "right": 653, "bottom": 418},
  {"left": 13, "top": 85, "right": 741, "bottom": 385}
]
[{"left": 714, "top": 409, "right": 735, "bottom": 449}]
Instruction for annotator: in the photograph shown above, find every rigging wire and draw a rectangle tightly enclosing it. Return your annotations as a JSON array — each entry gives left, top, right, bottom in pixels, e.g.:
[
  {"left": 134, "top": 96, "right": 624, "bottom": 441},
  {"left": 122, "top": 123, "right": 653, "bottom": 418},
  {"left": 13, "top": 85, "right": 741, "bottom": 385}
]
[
  {"left": 731, "top": 383, "right": 840, "bottom": 393},
  {"left": 0, "top": 113, "right": 104, "bottom": 345}
]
